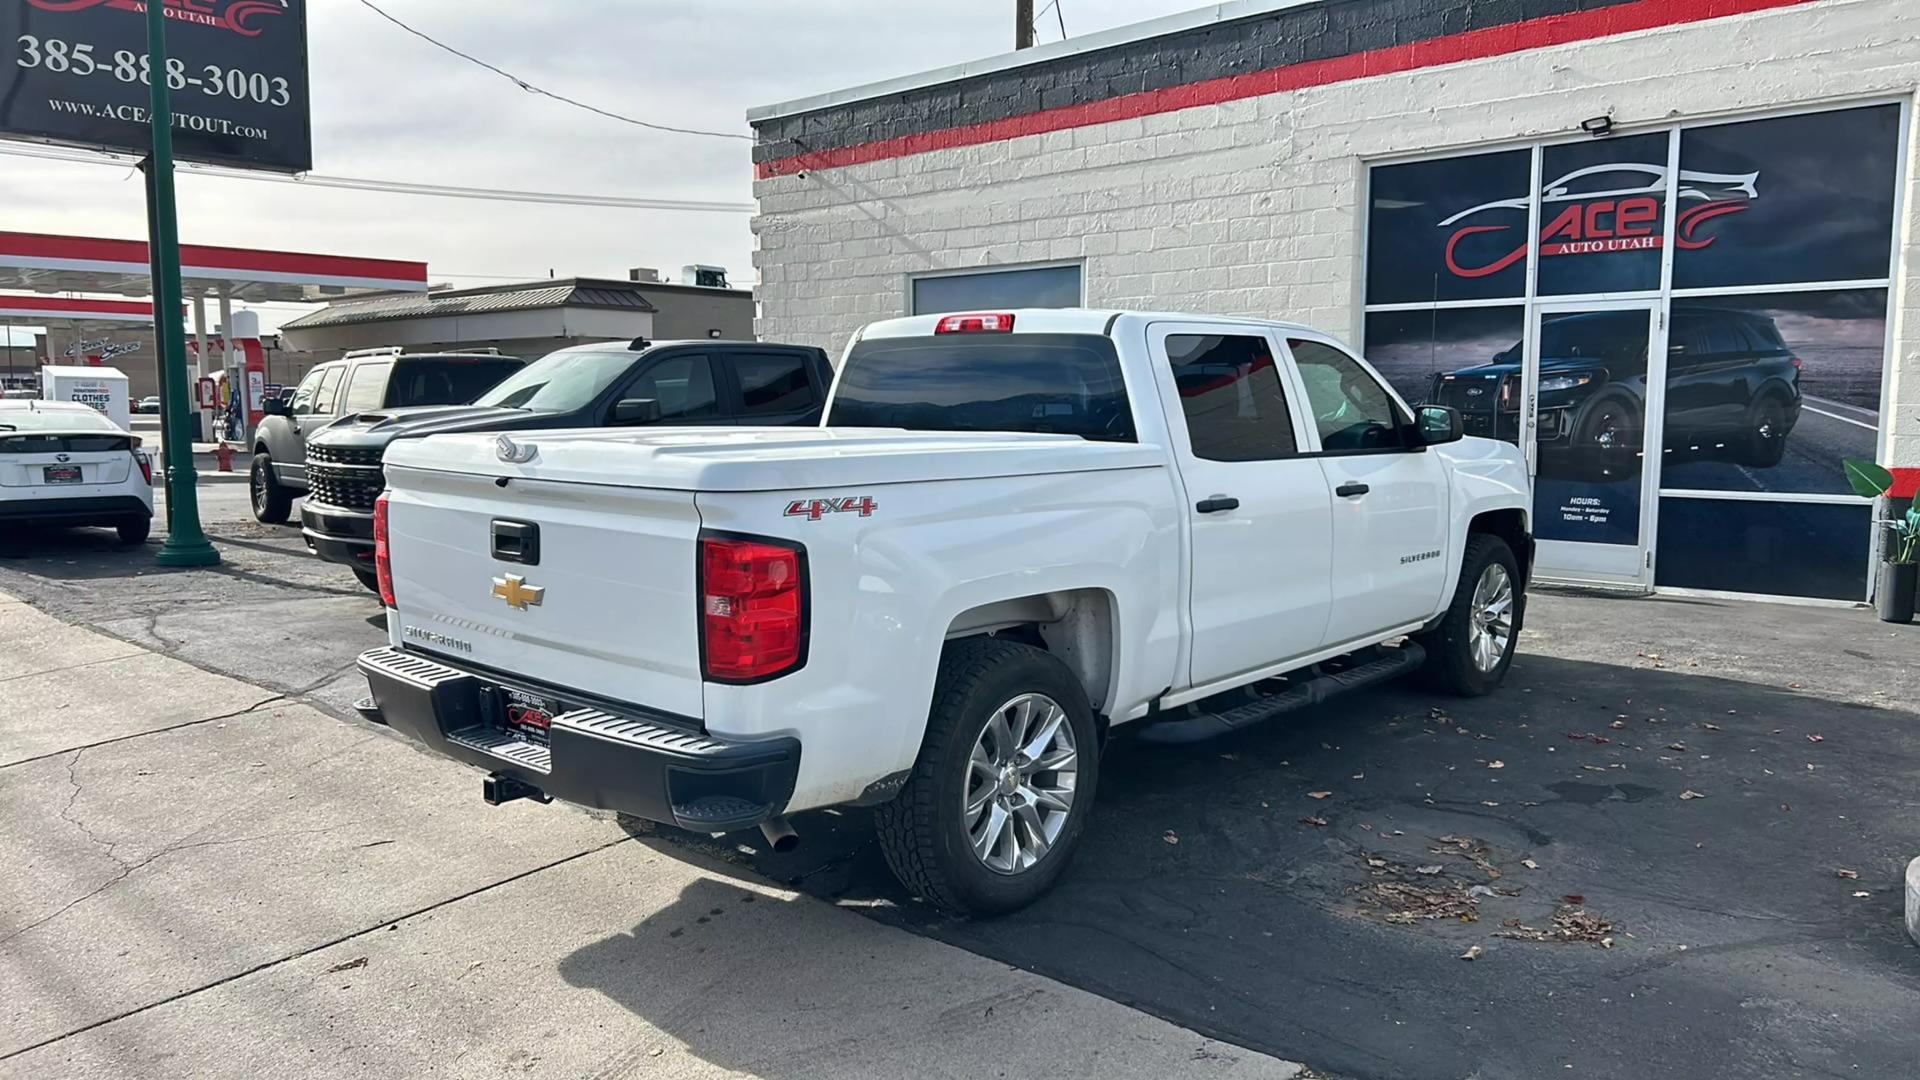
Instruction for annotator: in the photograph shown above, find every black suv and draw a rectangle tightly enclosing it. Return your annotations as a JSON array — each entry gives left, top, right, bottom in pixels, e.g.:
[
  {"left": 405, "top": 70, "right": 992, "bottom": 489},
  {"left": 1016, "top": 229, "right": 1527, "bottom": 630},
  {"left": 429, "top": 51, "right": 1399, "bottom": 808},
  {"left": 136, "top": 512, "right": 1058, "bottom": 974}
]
[
  {"left": 1429, "top": 308, "right": 1802, "bottom": 470},
  {"left": 251, "top": 348, "right": 523, "bottom": 523},
  {"left": 300, "top": 338, "right": 834, "bottom": 590}
]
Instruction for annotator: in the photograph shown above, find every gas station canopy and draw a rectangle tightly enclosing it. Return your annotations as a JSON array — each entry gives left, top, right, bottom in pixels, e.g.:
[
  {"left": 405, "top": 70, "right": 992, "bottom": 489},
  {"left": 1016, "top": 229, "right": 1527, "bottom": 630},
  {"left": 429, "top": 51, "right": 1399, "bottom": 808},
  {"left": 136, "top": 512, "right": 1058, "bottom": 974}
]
[
  {"left": 0, "top": 231, "right": 429, "bottom": 303},
  {"left": 0, "top": 293, "right": 169, "bottom": 340}
]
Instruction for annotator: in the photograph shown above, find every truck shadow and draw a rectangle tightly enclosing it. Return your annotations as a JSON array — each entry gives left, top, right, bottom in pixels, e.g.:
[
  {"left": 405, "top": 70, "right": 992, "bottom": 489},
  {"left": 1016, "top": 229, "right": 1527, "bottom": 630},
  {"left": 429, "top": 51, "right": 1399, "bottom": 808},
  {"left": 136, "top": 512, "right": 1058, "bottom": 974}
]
[{"left": 632, "top": 652, "right": 1920, "bottom": 1080}]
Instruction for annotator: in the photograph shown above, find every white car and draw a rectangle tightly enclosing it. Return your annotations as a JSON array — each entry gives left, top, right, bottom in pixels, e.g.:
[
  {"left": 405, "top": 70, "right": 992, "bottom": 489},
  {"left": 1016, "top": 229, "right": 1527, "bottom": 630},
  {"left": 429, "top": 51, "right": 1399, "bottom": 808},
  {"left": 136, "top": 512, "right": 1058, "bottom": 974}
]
[
  {"left": 357, "top": 308, "right": 1532, "bottom": 914},
  {"left": 0, "top": 400, "right": 154, "bottom": 544}
]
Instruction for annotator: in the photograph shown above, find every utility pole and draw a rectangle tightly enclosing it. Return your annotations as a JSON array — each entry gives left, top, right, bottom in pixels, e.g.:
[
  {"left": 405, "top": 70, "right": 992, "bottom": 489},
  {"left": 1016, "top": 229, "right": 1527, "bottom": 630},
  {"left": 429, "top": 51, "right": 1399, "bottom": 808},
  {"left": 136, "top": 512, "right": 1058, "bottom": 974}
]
[
  {"left": 1016, "top": 0, "right": 1034, "bottom": 49},
  {"left": 144, "top": 0, "right": 219, "bottom": 567}
]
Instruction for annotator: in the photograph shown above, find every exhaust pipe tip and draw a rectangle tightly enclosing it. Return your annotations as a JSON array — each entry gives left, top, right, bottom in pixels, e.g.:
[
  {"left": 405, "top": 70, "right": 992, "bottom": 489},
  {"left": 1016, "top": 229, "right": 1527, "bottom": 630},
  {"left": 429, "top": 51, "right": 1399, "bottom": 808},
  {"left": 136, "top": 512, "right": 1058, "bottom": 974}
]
[{"left": 759, "top": 816, "right": 799, "bottom": 854}]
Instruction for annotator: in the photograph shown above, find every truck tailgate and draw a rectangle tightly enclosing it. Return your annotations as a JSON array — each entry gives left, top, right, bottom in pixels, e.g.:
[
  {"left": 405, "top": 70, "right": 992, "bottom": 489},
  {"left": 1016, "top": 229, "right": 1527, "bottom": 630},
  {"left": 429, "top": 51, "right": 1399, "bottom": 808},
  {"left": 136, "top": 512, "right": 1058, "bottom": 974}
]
[{"left": 383, "top": 465, "right": 705, "bottom": 721}]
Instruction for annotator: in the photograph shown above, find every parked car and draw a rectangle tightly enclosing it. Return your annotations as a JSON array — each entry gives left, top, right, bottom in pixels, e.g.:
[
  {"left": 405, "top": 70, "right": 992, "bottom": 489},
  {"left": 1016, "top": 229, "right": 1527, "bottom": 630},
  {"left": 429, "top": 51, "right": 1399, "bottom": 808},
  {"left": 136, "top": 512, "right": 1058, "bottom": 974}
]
[
  {"left": 1428, "top": 308, "right": 1801, "bottom": 473},
  {"left": 355, "top": 309, "right": 1532, "bottom": 915},
  {"left": 0, "top": 399, "right": 153, "bottom": 544},
  {"left": 250, "top": 348, "right": 524, "bottom": 525},
  {"left": 299, "top": 338, "right": 833, "bottom": 591},
  {"left": 135, "top": 396, "right": 161, "bottom": 414}
]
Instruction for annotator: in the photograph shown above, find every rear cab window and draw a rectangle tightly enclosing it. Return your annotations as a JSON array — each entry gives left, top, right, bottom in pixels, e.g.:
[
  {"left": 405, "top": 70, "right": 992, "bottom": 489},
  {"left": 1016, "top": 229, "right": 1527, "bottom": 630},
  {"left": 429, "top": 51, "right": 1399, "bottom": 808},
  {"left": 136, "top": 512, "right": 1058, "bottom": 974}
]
[
  {"left": 389, "top": 357, "right": 524, "bottom": 408},
  {"left": 828, "top": 334, "right": 1135, "bottom": 442}
]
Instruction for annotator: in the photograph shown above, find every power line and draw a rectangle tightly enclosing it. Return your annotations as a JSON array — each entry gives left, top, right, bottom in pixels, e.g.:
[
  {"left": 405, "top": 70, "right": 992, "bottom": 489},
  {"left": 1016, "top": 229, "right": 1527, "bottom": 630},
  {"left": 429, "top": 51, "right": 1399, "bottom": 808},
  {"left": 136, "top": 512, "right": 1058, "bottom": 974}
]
[
  {"left": 354, "top": 0, "right": 750, "bottom": 141},
  {"left": 0, "top": 143, "right": 754, "bottom": 213}
]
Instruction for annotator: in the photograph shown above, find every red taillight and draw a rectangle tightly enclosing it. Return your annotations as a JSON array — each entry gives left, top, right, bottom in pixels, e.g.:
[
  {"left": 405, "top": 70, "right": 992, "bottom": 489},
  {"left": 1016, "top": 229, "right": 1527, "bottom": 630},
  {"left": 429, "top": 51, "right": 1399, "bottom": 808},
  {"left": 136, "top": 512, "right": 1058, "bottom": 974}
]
[
  {"left": 934, "top": 312, "right": 1015, "bottom": 334},
  {"left": 700, "top": 535, "right": 805, "bottom": 682},
  {"left": 373, "top": 493, "right": 396, "bottom": 609},
  {"left": 1790, "top": 356, "right": 1804, "bottom": 370},
  {"left": 135, "top": 452, "right": 152, "bottom": 485}
]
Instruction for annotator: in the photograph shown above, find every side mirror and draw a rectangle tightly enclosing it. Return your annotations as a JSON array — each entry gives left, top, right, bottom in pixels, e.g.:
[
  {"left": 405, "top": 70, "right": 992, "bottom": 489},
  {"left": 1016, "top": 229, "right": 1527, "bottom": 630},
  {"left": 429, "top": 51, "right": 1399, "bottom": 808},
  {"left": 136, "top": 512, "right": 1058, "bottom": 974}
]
[
  {"left": 612, "top": 398, "right": 662, "bottom": 424},
  {"left": 262, "top": 396, "right": 291, "bottom": 417},
  {"left": 1413, "top": 404, "right": 1464, "bottom": 446}
]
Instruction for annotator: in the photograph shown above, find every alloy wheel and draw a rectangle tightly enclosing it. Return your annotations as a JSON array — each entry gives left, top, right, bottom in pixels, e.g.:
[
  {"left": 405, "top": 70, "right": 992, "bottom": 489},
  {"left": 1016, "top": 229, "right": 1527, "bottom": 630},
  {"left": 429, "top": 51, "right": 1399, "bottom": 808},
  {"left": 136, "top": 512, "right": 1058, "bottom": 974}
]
[
  {"left": 963, "top": 692, "right": 1079, "bottom": 875},
  {"left": 1469, "top": 563, "right": 1514, "bottom": 674}
]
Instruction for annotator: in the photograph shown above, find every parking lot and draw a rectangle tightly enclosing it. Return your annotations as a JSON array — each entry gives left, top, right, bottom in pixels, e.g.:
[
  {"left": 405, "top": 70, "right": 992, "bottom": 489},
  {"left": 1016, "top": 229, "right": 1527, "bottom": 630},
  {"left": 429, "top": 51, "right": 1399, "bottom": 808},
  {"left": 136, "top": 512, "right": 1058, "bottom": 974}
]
[{"left": 3, "top": 497, "right": 1918, "bottom": 1080}]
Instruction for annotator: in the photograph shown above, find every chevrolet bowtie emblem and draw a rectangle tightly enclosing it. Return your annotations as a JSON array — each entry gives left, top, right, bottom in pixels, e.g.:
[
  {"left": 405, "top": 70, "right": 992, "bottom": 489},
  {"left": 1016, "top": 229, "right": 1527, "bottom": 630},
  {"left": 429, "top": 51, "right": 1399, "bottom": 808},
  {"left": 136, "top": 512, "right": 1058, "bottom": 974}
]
[{"left": 490, "top": 574, "right": 545, "bottom": 611}]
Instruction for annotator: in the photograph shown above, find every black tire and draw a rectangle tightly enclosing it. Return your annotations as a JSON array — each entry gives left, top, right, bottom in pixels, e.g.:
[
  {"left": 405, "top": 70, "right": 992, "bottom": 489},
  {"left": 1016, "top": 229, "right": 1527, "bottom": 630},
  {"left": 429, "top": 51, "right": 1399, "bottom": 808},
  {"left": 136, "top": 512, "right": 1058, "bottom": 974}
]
[
  {"left": 1739, "top": 396, "right": 1789, "bottom": 468},
  {"left": 250, "top": 452, "right": 292, "bottom": 524},
  {"left": 875, "top": 637, "right": 1099, "bottom": 917},
  {"left": 116, "top": 516, "right": 151, "bottom": 545},
  {"left": 353, "top": 566, "right": 382, "bottom": 593},
  {"left": 1415, "top": 534, "right": 1522, "bottom": 696}
]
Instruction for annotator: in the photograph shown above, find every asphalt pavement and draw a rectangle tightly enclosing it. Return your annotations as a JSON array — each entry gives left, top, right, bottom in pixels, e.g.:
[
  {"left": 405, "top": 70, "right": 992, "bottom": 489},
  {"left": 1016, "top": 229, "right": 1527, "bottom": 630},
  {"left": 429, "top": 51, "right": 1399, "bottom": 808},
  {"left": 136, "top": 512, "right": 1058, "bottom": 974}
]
[{"left": 1, "top": 495, "right": 1916, "bottom": 1079}]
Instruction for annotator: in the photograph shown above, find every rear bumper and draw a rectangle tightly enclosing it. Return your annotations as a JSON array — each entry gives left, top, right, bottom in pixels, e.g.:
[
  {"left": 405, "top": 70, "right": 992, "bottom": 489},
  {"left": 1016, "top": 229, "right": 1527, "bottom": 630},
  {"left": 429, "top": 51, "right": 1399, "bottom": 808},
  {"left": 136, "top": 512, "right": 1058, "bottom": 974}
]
[
  {"left": 0, "top": 494, "right": 150, "bottom": 524},
  {"left": 302, "top": 502, "right": 375, "bottom": 566},
  {"left": 356, "top": 646, "right": 800, "bottom": 833}
]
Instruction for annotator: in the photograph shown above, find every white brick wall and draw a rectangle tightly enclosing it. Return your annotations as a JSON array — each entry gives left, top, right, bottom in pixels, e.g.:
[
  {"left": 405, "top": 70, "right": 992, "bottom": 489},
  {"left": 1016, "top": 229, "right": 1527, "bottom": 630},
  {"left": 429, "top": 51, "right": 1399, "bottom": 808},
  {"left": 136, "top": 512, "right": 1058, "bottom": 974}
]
[{"left": 754, "top": 0, "right": 1920, "bottom": 466}]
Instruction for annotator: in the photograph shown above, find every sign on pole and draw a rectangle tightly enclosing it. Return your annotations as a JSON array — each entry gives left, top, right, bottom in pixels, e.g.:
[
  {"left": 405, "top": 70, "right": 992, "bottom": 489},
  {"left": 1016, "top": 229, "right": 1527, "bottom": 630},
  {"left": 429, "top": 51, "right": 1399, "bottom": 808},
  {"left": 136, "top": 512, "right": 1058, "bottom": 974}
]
[{"left": 1, "top": 0, "right": 311, "bottom": 172}]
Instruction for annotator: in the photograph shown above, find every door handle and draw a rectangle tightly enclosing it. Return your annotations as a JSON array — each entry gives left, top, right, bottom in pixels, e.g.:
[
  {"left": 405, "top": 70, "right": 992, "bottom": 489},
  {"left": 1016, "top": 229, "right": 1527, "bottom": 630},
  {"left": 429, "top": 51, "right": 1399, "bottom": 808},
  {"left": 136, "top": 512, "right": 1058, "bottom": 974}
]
[
  {"left": 1195, "top": 496, "right": 1239, "bottom": 514},
  {"left": 1335, "top": 482, "right": 1370, "bottom": 498}
]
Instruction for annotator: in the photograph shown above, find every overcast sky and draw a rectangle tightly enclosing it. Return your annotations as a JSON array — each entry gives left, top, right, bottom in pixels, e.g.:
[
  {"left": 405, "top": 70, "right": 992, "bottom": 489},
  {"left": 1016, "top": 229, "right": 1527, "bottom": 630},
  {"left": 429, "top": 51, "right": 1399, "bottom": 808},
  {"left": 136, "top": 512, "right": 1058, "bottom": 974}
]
[{"left": 2, "top": 0, "right": 1201, "bottom": 335}]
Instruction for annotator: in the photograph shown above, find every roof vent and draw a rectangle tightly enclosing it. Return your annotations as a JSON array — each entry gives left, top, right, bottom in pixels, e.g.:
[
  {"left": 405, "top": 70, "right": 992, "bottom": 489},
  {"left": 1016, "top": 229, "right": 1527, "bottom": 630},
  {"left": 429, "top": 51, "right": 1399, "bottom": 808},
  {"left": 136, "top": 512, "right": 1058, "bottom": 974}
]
[
  {"left": 629, "top": 267, "right": 662, "bottom": 284},
  {"left": 681, "top": 264, "right": 729, "bottom": 289}
]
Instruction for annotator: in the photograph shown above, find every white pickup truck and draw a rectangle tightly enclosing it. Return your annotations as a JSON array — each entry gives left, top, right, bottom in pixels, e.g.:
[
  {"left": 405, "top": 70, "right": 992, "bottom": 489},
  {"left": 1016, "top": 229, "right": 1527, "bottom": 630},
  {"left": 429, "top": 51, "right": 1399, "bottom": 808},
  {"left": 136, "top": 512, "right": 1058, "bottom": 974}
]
[{"left": 357, "top": 309, "right": 1531, "bottom": 915}]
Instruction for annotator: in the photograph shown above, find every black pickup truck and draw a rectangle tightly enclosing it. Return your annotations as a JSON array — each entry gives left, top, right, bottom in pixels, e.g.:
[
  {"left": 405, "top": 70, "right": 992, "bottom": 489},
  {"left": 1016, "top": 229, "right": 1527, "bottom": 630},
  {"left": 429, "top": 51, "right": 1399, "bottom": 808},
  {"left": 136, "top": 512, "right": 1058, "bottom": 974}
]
[{"left": 296, "top": 338, "right": 834, "bottom": 590}]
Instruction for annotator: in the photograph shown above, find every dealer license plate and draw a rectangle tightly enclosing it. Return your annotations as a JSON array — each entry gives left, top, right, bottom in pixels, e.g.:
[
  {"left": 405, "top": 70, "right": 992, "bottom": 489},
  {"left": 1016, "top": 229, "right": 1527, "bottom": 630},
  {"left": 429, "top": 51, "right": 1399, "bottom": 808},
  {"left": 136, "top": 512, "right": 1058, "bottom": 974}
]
[
  {"left": 500, "top": 688, "right": 560, "bottom": 747},
  {"left": 42, "top": 465, "right": 83, "bottom": 485}
]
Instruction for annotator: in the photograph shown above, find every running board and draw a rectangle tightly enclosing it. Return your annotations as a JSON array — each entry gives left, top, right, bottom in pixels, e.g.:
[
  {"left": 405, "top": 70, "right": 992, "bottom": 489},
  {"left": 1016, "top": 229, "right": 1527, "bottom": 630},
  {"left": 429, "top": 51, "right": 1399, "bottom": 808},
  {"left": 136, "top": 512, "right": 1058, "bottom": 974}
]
[{"left": 1135, "top": 643, "right": 1425, "bottom": 745}]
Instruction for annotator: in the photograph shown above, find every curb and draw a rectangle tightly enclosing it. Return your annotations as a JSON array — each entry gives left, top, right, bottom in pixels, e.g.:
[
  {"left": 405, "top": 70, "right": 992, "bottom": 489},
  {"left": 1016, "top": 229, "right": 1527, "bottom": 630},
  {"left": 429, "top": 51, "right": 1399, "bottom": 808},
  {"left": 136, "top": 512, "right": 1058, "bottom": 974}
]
[{"left": 1907, "top": 857, "right": 1919, "bottom": 949}]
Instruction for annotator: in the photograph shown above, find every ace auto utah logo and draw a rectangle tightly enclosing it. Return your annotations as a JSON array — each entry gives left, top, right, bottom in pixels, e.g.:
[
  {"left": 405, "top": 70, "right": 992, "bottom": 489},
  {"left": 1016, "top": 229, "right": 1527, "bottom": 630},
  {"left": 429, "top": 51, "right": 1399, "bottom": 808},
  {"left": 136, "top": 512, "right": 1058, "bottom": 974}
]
[
  {"left": 1439, "top": 164, "right": 1760, "bottom": 278},
  {"left": 26, "top": 0, "right": 290, "bottom": 38}
]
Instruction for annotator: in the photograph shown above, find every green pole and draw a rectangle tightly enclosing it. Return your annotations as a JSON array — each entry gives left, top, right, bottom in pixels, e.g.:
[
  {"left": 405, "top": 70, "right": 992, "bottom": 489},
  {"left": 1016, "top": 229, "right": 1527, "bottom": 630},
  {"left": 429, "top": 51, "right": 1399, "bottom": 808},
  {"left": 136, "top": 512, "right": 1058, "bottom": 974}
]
[{"left": 144, "top": 0, "right": 218, "bottom": 567}]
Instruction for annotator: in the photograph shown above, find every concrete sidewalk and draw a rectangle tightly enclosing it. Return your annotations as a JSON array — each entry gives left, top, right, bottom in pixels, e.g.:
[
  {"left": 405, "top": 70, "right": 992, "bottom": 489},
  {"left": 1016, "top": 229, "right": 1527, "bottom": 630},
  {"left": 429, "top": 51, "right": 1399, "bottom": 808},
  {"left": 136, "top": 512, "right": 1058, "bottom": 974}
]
[{"left": 0, "top": 594, "right": 1301, "bottom": 1079}]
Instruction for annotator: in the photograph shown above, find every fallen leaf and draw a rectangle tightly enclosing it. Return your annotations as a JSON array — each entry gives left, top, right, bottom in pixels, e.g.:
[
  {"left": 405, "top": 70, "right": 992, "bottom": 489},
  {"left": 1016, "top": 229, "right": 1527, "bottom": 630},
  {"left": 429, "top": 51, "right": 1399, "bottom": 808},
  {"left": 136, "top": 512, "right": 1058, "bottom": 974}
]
[
  {"left": 1416, "top": 864, "right": 1444, "bottom": 875},
  {"left": 1667, "top": 743, "right": 1688, "bottom": 752},
  {"left": 1459, "top": 945, "right": 1483, "bottom": 961},
  {"left": 1219, "top": 752, "right": 1240, "bottom": 761},
  {"left": 1522, "top": 858, "right": 1539, "bottom": 869},
  {"left": 327, "top": 957, "right": 368, "bottom": 974},
  {"left": 1581, "top": 764, "right": 1608, "bottom": 772},
  {"left": 1351, "top": 773, "right": 1365, "bottom": 780},
  {"left": 1162, "top": 830, "right": 1179, "bottom": 845},
  {"left": 1609, "top": 720, "right": 1627, "bottom": 730},
  {"left": 1366, "top": 857, "right": 1387, "bottom": 869},
  {"left": 1480, "top": 800, "right": 1501, "bottom": 807},
  {"left": 1301, "top": 816, "right": 1329, "bottom": 827},
  {"left": 1852, "top": 891, "right": 1871, "bottom": 898},
  {"left": 1786, "top": 682, "right": 1804, "bottom": 690},
  {"left": 1487, "top": 760, "right": 1505, "bottom": 770},
  {"left": 1702, "top": 723, "right": 1721, "bottom": 731},
  {"left": 1600, "top": 936, "right": 1614, "bottom": 949},
  {"left": 1806, "top": 734, "right": 1824, "bottom": 743},
  {"left": 1835, "top": 869, "right": 1859, "bottom": 880},
  {"left": 1307, "top": 791, "right": 1332, "bottom": 800},
  {"left": 1679, "top": 790, "right": 1706, "bottom": 800},
  {"left": 1562, "top": 894, "right": 1586, "bottom": 905}
]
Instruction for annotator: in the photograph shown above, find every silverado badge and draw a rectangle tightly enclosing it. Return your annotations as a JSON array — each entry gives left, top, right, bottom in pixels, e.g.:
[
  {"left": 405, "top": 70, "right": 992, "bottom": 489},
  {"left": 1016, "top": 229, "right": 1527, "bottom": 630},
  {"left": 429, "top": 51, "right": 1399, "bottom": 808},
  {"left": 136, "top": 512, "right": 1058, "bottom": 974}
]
[{"left": 490, "top": 573, "right": 545, "bottom": 611}]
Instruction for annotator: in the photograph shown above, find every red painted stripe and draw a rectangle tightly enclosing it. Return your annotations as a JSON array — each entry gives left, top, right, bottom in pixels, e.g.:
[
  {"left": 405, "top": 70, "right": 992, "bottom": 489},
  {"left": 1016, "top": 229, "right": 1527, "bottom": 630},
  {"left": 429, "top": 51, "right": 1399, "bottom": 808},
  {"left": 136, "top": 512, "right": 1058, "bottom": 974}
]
[
  {"left": 0, "top": 295, "right": 155, "bottom": 317},
  {"left": 1890, "top": 468, "right": 1920, "bottom": 501},
  {"left": 0, "top": 232, "right": 429, "bottom": 285},
  {"left": 758, "top": 0, "right": 1818, "bottom": 178}
]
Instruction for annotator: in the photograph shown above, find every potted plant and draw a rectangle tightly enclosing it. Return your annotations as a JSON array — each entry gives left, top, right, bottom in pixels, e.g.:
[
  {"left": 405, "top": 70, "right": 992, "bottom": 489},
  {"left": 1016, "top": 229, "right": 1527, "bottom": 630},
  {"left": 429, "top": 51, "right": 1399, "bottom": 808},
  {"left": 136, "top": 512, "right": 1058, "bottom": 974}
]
[{"left": 1844, "top": 459, "right": 1918, "bottom": 623}]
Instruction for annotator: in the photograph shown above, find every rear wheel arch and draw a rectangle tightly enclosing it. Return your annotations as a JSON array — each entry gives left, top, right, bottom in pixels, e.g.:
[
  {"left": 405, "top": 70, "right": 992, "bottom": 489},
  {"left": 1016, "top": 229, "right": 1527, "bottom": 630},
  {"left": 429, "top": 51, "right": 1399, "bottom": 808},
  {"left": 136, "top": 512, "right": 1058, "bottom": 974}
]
[{"left": 942, "top": 587, "right": 1117, "bottom": 719}]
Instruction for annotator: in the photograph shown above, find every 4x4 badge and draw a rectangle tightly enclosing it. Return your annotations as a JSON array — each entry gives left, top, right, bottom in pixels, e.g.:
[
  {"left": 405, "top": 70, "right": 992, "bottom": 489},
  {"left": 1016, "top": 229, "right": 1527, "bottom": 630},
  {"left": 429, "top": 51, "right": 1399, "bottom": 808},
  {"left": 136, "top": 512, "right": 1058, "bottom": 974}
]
[
  {"left": 491, "top": 573, "right": 545, "bottom": 611},
  {"left": 784, "top": 495, "right": 877, "bottom": 521}
]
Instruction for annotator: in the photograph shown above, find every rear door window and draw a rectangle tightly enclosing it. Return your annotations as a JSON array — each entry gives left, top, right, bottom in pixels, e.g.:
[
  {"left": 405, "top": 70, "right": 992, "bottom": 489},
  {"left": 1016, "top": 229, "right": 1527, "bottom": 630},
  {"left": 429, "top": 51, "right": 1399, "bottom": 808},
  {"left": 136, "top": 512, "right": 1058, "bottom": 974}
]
[
  {"left": 731, "top": 352, "right": 816, "bottom": 417},
  {"left": 829, "top": 334, "right": 1134, "bottom": 442},
  {"left": 310, "top": 366, "right": 345, "bottom": 416},
  {"left": 1164, "top": 334, "right": 1298, "bottom": 461},
  {"left": 341, "top": 362, "right": 391, "bottom": 414}
]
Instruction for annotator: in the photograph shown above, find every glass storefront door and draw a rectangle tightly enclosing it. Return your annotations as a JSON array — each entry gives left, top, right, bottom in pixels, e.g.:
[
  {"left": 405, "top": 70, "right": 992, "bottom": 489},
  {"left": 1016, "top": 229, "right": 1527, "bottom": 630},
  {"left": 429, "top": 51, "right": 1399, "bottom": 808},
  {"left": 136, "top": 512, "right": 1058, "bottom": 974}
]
[{"left": 1526, "top": 300, "right": 1663, "bottom": 587}]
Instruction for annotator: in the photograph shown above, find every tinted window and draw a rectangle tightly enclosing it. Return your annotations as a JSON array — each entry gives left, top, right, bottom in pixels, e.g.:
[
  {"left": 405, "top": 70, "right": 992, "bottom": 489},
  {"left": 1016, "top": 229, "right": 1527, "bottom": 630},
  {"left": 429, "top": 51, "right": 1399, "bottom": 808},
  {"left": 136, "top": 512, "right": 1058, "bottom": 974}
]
[
  {"left": 625, "top": 354, "right": 718, "bottom": 421},
  {"left": 911, "top": 266, "right": 1082, "bottom": 316},
  {"left": 1289, "top": 340, "right": 1406, "bottom": 451},
  {"left": 1702, "top": 324, "right": 1745, "bottom": 355},
  {"left": 310, "top": 366, "right": 345, "bottom": 415},
  {"left": 830, "top": 334, "right": 1133, "bottom": 442},
  {"left": 474, "top": 349, "right": 634, "bottom": 412},
  {"left": 341, "top": 362, "right": 391, "bottom": 414},
  {"left": 1165, "top": 334, "right": 1296, "bottom": 461},
  {"left": 733, "top": 353, "right": 815, "bottom": 416},
  {"left": 390, "top": 358, "right": 522, "bottom": 408}
]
